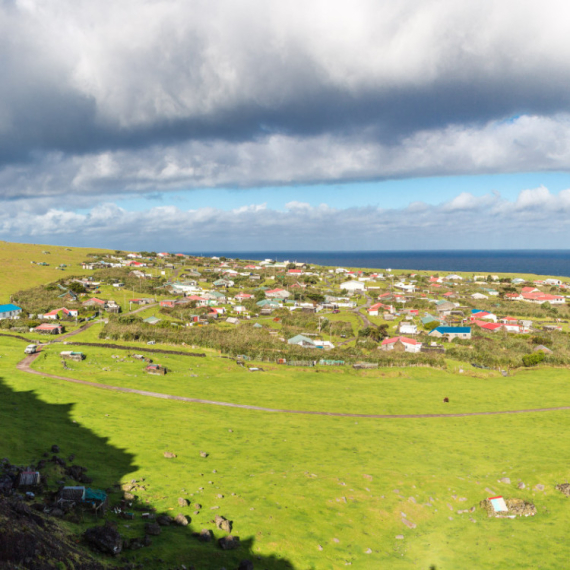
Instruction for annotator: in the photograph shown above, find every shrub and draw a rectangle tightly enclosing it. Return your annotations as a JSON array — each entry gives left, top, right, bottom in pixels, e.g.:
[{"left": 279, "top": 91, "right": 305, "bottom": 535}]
[{"left": 522, "top": 352, "right": 545, "bottom": 367}]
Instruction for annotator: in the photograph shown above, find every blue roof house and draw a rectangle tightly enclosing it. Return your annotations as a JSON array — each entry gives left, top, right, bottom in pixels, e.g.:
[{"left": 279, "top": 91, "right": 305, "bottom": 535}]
[{"left": 0, "top": 304, "right": 22, "bottom": 320}]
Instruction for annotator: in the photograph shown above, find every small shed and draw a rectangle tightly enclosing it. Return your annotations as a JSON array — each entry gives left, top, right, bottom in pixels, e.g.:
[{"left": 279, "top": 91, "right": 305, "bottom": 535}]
[
  {"left": 35, "top": 323, "right": 63, "bottom": 335},
  {"left": 60, "top": 351, "right": 85, "bottom": 362},
  {"left": 58, "top": 486, "right": 108, "bottom": 515},
  {"left": 16, "top": 471, "right": 41, "bottom": 488},
  {"left": 145, "top": 363, "right": 167, "bottom": 375}
]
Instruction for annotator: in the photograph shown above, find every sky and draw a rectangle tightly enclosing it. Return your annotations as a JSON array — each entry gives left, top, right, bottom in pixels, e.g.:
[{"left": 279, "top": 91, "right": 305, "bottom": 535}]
[{"left": 2, "top": 0, "right": 570, "bottom": 251}]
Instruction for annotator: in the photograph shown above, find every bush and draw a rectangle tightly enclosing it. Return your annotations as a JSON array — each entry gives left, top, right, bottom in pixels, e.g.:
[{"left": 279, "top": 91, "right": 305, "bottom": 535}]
[{"left": 522, "top": 352, "right": 545, "bottom": 367}]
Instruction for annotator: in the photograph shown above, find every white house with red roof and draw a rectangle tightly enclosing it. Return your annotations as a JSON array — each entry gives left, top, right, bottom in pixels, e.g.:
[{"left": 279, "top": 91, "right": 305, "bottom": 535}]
[
  {"left": 235, "top": 292, "right": 254, "bottom": 301},
  {"left": 518, "top": 287, "right": 566, "bottom": 305},
  {"left": 368, "top": 302, "right": 395, "bottom": 316},
  {"left": 265, "top": 288, "right": 291, "bottom": 299},
  {"left": 380, "top": 336, "right": 422, "bottom": 353},
  {"left": 43, "top": 307, "right": 78, "bottom": 319}
]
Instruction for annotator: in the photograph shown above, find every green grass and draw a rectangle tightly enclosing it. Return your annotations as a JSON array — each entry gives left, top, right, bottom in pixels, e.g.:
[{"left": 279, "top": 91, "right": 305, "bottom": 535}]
[
  {"left": 3, "top": 332, "right": 570, "bottom": 568},
  {"left": 0, "top": 240, "right": 112, "bottom": 303}
]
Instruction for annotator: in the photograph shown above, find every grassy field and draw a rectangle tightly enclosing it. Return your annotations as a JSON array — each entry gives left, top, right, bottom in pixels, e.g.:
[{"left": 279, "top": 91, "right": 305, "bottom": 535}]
[
  {"left": 2, "top": 334, "right": 570, "bottom": 568},
  {"left": 0, "top": 240, "right": 113, "bottom": 303}
]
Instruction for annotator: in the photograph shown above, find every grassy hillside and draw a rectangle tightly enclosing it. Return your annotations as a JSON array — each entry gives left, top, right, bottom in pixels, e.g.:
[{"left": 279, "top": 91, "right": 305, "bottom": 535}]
[
  {"left": 0, "top": 240, "right": 112, "bottom": 303},
  {"left": 2, "top": 334, "right": 570, "bottom": 568}
]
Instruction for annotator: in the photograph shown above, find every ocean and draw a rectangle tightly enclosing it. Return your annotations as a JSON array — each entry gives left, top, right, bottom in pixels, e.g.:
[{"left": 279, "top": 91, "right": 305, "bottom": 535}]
[{"left": 188, "top": 250, "right": 570, "bottom": 277}]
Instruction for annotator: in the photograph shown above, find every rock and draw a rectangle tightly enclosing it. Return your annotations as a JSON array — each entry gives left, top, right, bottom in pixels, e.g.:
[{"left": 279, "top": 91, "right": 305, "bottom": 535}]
[
  {"left": 218, "top": 535, "right": 240, "bottom": 550},
  {"left": 217, "top": 494, "right": 224, "bottom": 499},
  {"left": 200, "top": 451, "right": 208, "bottom": 458},
  {"left": 318, "top": 544, "right": 323, "bottom": 551},
  {"left": 365, "top": 548, "right": 372, "bottom": 554},
  {"left": 67, "top": 454, "right": 75, "bottom": 462},
  {"left": 193, "top": 504, "right": 202, "bottom": 510},
  {"left": 332, "top": 538, "right": 340, "bottom": 543},
  {"left": 363, "top": 474, "right": 373, "bottom": 481},
  {"left": 229, "top": 429, "right": 233, "bottom": 432},
  {"left": 499, "top": 478, "right": 511, "bottom": 484},
  {"left": 396, "top": 535, "right": 404, "bottom": 540},
  {"left": 535, "top": 484, "right": 545, "bottom": 491},
  {"left": 144, "top": 523, "right": 161, "bottom": 536},
  {"left": 178, "top": 497, "right": 189, "bottom": 507},
  {"left": 197, "top": 529, "right": 213, "bottom": 542},
  {"left": 408, "top": 497, "right": 416, "bottom": 503},
  {"left": 163, "top": 452, "right": 177, "bottom": 459},
  {"left": 238, "top": 561, "right": 254, "bottom": 570},
  {"left": 124, "top": 493, "right": 135, "bottom": 500},
  {"left": 401, "top": 518, "right": 416, "bottom": 529},
  {"left": 126, "top": 537, "right": 142, "bottom": 550},
  {"left": 556, "top": 483, "right": 570, "bottom": 496},
  {"left": 84, "top": 523, "right": 123, "bottom": 556},
  {"left": 215, "top": 515, "right": 232, "bottom": 533},
  {"left": 156, "top": 515, "right": 172, "bottom": 526},
  {"left": 174, "top": 513, "right": 189, "bottom": 526},
  {"left": 51, "top": 445, "right": 60, "bottom": 454},
  {"left": 518, "top": 482, "right": 526, "bottom": 489}
]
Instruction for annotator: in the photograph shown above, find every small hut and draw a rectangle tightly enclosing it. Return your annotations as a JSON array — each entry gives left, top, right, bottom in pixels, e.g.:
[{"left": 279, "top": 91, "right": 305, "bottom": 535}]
[
  {"left": 16, "top": 471, "right": 41, "bottom": 489},
  {"left": 60, "top": 351, "right": 86, "bottom": 362},
  {"left": 145, "top": 363, "right": 167, "bottom": 375}
]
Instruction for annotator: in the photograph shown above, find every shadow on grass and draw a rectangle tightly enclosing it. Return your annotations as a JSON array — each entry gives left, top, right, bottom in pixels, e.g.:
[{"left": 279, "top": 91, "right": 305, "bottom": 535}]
[{"left": 0, "top": 378, "right": 295, "bottom": 569}]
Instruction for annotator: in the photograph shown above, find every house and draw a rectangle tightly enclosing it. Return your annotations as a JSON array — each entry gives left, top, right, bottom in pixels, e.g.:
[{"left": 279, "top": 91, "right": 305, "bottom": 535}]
[
  {"left": 235, "top": 292, "right": 254, "bottom": 301},
  {"left": 213, "top": 279, "right": 234, "bottom": 288},
  {"left": 518, "top": 287, "right": 566, "bottom": 305},
  {"left": 399, "top": 323, "right": 418, "bottom": 335},
  {"left": 473, "top": 320, "right": 504, "bottom": 332},
  {"left": 380, "top": 336, "right": 422, "bottom": 353},
  {"left": 226, "top": 317, "right": 240, "bottom": 325},
  {"left": 287, "top": 334, "right": 317, "bottom": 348},
  {"left": 428, "top": 326, "right": 471, "bottom": 340},
  {"left": 83, "top": 298, "right": 106, "bottom": 308},
  {"left": 265, "top": 288, "right": 291, "bottom": 299},
  {"left": 340, "top": 281, "right": 366, "bottom": 293},
  {"left": 0, "top": 304, "right": 22, "bottom": 320},
  {"left": 35, "top": 323, "right": 63, "bottom": 335},
  {"left": 470, "top": 310, "right": 497, "bottom": 323},
  {"left": 313, "top": 339, "right": 335, "bottom": 349},
  {"left": 146, "top": 364, "right": 167, "bottom": 375},
  {"left": 144, "top": 316, "right": 161, "bottom": 325},
  {"left": 471, "top": 293, "right": 488, "bottom": 300},
  {"left": 446, "top": 274, "right": 463, "bottom": 281},
  {"left": 435, "top": 301, "right": 456, "bottom": 316},
  {"left": 44, "top": 307, "right": 78, "bottom": 320},
  {"left": 421, "top": 314, "right": 438, "bottom": 326}
]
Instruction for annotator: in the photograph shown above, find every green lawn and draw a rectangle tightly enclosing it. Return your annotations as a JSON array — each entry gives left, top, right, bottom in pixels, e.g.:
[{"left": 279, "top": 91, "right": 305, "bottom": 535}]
[{"left": 3, "top": 268, "right": 570, "bottom": 570}]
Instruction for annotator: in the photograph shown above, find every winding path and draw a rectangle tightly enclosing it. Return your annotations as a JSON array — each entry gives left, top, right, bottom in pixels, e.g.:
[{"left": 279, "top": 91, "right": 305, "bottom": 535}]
[{"left": 15, "top": 353, "right": 570, "bottom": 420}]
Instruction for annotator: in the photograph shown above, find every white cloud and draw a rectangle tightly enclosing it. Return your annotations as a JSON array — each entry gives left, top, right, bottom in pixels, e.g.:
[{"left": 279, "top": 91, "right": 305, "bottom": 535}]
[
  {"left": 2, "top": 187, "right": 570, "bottom": 250},
  {"left": 1, "top": 0, "right": 570, "bottom": 194}
]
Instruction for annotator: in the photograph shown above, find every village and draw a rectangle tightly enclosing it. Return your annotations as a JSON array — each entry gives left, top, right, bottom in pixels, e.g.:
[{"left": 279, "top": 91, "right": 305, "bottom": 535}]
[{"left": 3, "top": 251, "right": 570, "bottom": 371}]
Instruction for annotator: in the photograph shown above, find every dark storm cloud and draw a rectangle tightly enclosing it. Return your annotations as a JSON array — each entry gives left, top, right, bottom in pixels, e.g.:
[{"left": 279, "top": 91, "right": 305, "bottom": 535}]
[{"left": 1, "top": 0, "right": 570, "bottom": 194}]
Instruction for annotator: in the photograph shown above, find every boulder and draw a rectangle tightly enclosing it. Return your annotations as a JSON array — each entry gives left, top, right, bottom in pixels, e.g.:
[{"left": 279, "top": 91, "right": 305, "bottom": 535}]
[
  {"left": 84, "top": 523, "right": 123, "bottom": 556},
  {"left": 556, "top": 483, "right": 570, "bottom": 497},
  {"left": 51, "top": 445, "right": 60, "bottom": 454},
  {"left": 517, "top": 482, "right": 526, "bottom": 489},
  {"left": 178, "top": 497, "right": 189, "bottom": 507},
  {"left": 200, "top": 451, "right": 208, "bottom": 458},
  {"left": 156, "top": 515, "right": 173, "bottom": 526},
  {"left": 215, "top": 515, "right": 232, "bottom": 533},
  {"left": 535, "top": 484, "right": 545, "bottom": 491},
  {"left": 499, "top": 478, "right": 511, "bottom": 484},
  {"left": 163, "top": 452, "right": 177, "bottom": 459},
  {"left": 144, "top": 523, "right": 161, "bottom": 536},
  {"left": 197, "top": 529, "right": 213, "bottom": 543},
  {"left": 218, "top": 535, "right": 240, "bottom": 550},
  {"left": 174, "top": 513, "right": 189, "bottom": 526},
  {"left": 193, "top": 503, "right": 202, "bottom": 511}
]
